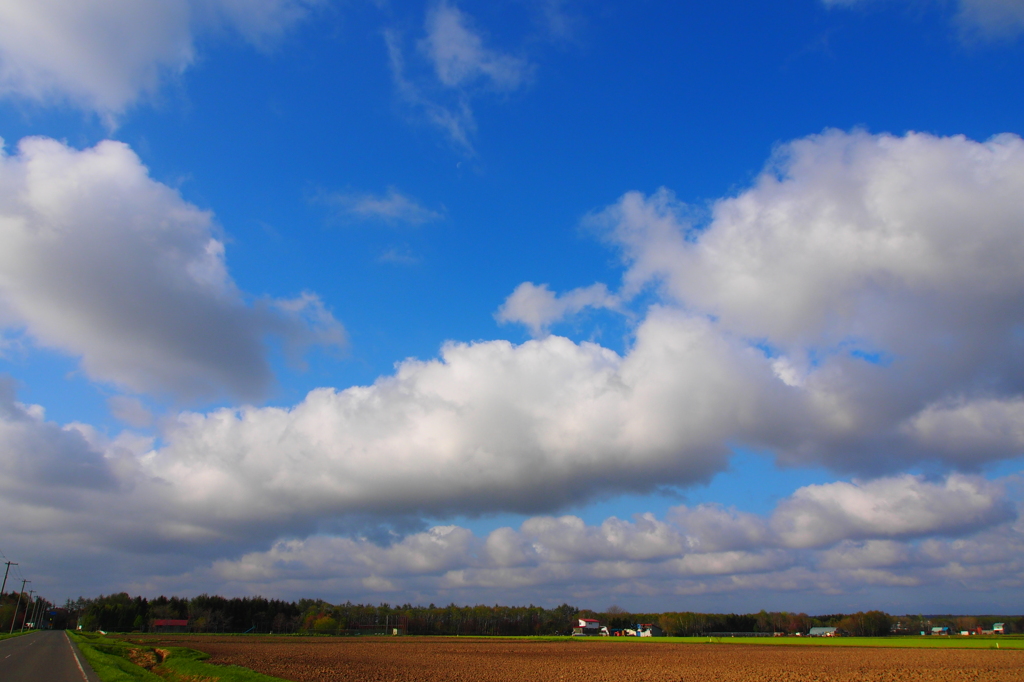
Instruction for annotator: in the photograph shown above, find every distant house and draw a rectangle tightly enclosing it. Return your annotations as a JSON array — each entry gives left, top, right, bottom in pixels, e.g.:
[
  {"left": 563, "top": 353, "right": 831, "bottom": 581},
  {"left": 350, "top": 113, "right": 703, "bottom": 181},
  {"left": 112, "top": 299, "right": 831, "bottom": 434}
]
[
  {"left": 808, "top": 627, "right": 838, "bottom": 637},
  {"left": 152, "top": 619, "right": 189, "bottom": 633},
  {"left": 994, "top": 623, "right": 1006, "bottom": 634},
  {"left": 573, "top": 618, "right": 606, "bottom": 636},
  {"left": 635, "top": 623, "right": 664, "bottom": 637},
  {"left": 931, "top": 627, "right": 950, "bottom": 635}
]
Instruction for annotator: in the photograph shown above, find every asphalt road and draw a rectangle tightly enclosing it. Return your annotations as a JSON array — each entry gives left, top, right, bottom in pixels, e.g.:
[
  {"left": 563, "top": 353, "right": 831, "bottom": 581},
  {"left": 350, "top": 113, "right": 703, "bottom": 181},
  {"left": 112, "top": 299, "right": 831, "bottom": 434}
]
[{"left": 0, "top": 630, "right": 100, "bottom": 682}]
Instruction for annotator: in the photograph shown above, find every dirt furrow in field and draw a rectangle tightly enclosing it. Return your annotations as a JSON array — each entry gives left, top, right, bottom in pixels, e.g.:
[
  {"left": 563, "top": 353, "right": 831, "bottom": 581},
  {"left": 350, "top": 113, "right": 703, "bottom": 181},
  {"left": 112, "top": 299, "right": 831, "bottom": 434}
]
[{"left": 125, "top": 636, "right": 1024, "bottom": 682}]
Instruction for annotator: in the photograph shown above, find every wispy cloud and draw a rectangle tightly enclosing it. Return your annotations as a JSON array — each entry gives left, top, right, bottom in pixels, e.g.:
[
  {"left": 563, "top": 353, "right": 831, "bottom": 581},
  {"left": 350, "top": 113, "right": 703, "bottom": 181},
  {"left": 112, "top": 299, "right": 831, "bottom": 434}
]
[
  {"left": 955, "top": 0, "right": 1024, "bottom": 38},
  {"left": 384, "top": 2, "right": 534, "bottom": 153},
  {"left": 378, "top": 246, "right": 421, "bottom": 265},
  {"left": 419, "top": 1, "right": 533, "bottom": 91},
  {"left": 822, "top": 0, "right": 1024, "bottom": 40},
  {"left": 324, "top": 186, "right": 443, "bottom": 225},
  {"left": 107, "top": 395, "right": 154, "bottom": 428},
  {"left": 385, "top": 28, "right": 477, "bottom": 153}
]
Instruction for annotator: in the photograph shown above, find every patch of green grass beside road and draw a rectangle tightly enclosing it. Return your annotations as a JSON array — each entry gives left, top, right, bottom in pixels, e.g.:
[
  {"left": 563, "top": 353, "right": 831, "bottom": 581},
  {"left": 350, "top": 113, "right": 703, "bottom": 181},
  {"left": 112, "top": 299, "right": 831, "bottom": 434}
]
[
  {"left": 0, "top": 630, "right": 33, "bottom": 641},
  {"left": 158, "top": 648, "right": 288, "bottom": 682},
  {"left": 70, "top": 632, "right": 161, "bottom": 682},
  {"left": 69, "top": 631, "right": 288, "bottom": 682}
]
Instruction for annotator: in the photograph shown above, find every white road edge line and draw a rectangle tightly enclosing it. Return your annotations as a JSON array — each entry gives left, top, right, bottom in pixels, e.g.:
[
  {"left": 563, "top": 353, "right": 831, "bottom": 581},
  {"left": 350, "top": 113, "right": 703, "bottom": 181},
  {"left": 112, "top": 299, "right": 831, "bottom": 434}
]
[{"left": 64, "top": 632, "right": 89, "bottom": 682}]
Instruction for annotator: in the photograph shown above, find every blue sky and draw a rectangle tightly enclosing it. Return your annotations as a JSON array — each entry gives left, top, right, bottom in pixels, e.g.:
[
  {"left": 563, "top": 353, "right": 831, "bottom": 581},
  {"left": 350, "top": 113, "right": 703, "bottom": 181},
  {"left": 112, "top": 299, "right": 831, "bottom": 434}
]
[{"left": 1, "top": 0, "right": 1024, "bottom": 615}]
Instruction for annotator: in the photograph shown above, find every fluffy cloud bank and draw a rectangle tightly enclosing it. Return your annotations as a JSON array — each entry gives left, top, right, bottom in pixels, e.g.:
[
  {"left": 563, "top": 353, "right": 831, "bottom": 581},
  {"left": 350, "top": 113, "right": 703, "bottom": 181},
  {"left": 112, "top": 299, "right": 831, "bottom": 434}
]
[
  {"left": 510, "top": 130, "right": 1024, "bottom": 472},
  {"left": 0, "top": 136, "right": 343, "bottom": 400},
  {"left": 3, "top": 129, "right": 1024, "bottom": 606},
  {"left": 0, "top": 0, "right": 320, "bottom": 119},
  {"left": 0, "top": 352, "right": 1018, "bottom": 604},
  {"left": 203, "top": 473, "right": 1019, "bottom": 605},
  {"left": 58, "top": 308, "right": 773, "bottom": 540},
  {"left": 770, "top": 475, "right": 1015, "bottom": 548}
]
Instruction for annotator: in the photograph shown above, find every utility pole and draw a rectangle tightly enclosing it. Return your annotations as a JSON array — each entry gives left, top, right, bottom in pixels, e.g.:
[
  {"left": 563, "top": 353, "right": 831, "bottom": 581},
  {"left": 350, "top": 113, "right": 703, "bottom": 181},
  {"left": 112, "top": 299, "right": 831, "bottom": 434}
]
[
  {"left": 0, "top": 561, "right": 16, "bottom": 597},
  {"left": 30, "top": 595, "right": 42, "bottom": 630},
  {"left": 21, "top": 590, "right": 35, "bottom": 632},
  {"left": 9, "top": 580, "right": 28, "bottom": 634},
  {"left": 35, "top": 597, "right": 48, "bottom": 630}
]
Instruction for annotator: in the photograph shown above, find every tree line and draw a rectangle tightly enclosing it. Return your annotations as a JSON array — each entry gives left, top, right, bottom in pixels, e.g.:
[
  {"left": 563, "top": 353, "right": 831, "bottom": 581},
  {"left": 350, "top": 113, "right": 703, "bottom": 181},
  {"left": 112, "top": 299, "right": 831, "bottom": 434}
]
[
  {"left": 66, "top": 593, "right": 578, "bottom": 635},
  {"left": 56, "top": 593, "right": 1023, "bottom": 637}
]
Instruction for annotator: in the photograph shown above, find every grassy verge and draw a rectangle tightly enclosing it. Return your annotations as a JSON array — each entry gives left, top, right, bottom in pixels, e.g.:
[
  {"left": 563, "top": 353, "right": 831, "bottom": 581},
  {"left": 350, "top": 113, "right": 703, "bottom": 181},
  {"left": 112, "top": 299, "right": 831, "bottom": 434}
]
[
  {"left": 157, "top": 647, "right": 287, "bottom": 682},
  {"left": 69, "top": 631, "right": 288, "bottom": 681},
  {"left": 0, "top": 630, "right": 33, "bottom": 641},
  {"left": 70, "top": 632, "right": 162, "bottom": 682}
]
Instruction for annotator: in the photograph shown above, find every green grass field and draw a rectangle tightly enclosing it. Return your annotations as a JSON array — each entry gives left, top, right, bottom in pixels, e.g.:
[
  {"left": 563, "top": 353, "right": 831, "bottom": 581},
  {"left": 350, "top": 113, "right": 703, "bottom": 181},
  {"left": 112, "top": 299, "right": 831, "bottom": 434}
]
[
  {"left": 666, "top": 635, "right": 1023, "bottom": 649},
  {"left": 85, "top": 629, "right": 1024, "bottom": 655},
  {"left": 434, "top": 633, "right": 1024, "bottom": 649}
]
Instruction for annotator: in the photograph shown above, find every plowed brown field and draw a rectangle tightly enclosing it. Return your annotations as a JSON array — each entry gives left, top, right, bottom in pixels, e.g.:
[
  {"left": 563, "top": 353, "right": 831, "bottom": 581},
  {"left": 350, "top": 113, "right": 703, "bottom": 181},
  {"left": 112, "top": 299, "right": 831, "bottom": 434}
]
[{"left": 122, "top": 635, "right": 1024, "bottom": 682}]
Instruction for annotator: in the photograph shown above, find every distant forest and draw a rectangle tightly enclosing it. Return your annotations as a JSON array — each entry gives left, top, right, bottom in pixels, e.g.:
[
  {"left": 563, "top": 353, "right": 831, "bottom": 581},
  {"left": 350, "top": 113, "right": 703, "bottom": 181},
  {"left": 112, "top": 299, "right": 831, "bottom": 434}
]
[{"left": 4, "top": 592, "right": 1020, "bottom": 637}]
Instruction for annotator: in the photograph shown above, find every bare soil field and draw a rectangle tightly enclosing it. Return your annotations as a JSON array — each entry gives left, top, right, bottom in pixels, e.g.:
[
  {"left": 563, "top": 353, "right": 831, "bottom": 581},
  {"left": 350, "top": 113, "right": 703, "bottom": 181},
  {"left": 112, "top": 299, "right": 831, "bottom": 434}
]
[{"left": 119, "top": 635, "right": 1024, "bottom": 682}]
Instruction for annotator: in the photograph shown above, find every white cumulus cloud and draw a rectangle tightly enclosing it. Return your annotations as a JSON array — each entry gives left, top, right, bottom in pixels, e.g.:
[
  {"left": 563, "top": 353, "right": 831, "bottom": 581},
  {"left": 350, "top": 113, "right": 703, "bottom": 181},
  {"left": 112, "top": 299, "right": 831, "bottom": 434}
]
[
  {"left": 4, "top": 129, "right": 1024, "bottom": 607},
  {"left": 771, "top": 474, "right": 1014, "bottom": 548},
  {"left": 0, "top": 376, "right": 118, "bottom": 495},
  {"left": 585, "top": 130, "right": 1024, "bottom": 471},
  {"left": 0, "top": 0, "right": 321, "bottom": 121},
  {"left": 900, "top": 397, "right": 1024, "bottom": 463},
  {"left": 144, "top": 308, "right": 772, "bottom": 528},
  {"left": 0, "top": 136, "right": 344, "bottom": 400},
  {"left": 495, "top": 282, "right": 619, "bottom": 336}
]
